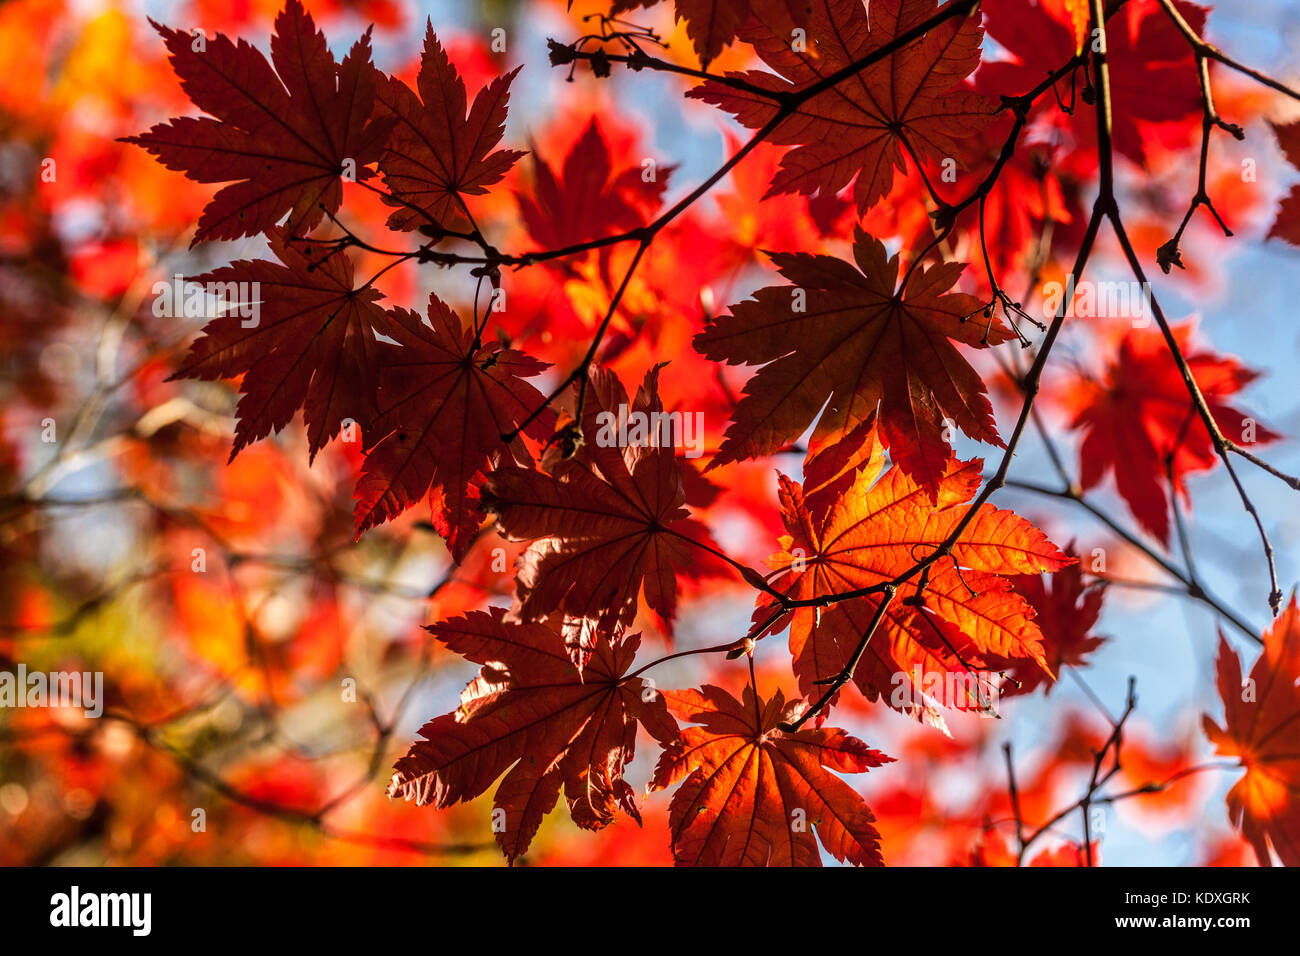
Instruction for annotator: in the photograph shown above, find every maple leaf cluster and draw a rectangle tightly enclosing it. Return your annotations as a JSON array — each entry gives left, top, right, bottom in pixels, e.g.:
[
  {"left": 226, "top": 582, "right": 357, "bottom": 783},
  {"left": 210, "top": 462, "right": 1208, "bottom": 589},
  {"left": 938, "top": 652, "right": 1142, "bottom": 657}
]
[{"left": 102, "top": 0, "right": 1300, "bottom": 868}]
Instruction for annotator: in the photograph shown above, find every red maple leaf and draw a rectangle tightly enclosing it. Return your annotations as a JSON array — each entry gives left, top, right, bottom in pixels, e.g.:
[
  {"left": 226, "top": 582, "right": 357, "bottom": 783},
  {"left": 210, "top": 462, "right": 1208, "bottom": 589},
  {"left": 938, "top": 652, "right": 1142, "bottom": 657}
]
[
  {"left": 1203, "top": 595, "right": 1300, "bottom": 866},
  {"left": 374, "top": 24, "right": 525, "bottom": 230},
  {"left": 352, "top": 294, "right": 555, "bottom": 559},
  {"left": 967, "top": 831, "right": 1100, "bottom": 866},
  {"left": 698, "top": 228, "right": 1009, "bottom": 499},
  {"left": 123, "top": 0, "right": 393, "bottom": 244},
  {"left": 937, "top": 124, "right": 1073, "bottom": 280},
  {"left": 388, "top": 608, "right": 678, "bottom": 863},
  {"left": 978, "top": 0, "right": 1205, "bottom": 169},
  {"left": 650, "top": 683, "right": 892, "bottom": 865},
  {"left": 689, "top": 0, "right": 993, "bottom": 214},
  {"left": 515, "top": 116, "right": 670, "bottom": 253},
  {"left": 606, "top": 0, "right": 811, "bottom": 68},
  {"left": 762, "top": 447, "right": 1070, "bottom": 730},
  {"left": 1005, "top": 548, "right": 1107, "bottom": 696},
  {"left": 168, "top": 229, "right": 391, "bottom": 461},
  {"left": 1267, "top": 120, "right": 1300, "bottom": 246},
  {"left": 1028, "top": 841, "right": 1100, "bottom": 866},
  {"left": 482, "top": 366, "right": 727, "bottom": 637},
  {"left": 1067, "top": 323, "right": 1278, "bottom": 544}
]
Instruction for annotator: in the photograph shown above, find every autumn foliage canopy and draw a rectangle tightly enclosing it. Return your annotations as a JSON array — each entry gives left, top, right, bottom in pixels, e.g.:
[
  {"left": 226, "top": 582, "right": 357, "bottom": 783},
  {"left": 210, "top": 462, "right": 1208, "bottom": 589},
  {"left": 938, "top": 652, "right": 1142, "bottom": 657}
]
[{"left": 4, "top": 0, "right": 1300, "bottom": 868}]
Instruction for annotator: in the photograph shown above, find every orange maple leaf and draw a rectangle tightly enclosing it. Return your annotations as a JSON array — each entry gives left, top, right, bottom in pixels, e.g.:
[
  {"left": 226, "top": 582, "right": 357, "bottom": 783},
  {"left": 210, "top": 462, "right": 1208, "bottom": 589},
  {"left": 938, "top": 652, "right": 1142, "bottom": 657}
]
[
  {"left": 762, "top": 446, "right": 1070, "bottom": 729},
  {"left": 650, "top": 684, "right": 892, "bottom": 865},
  {"left": 1203, "top": 595, "right": 1300, "bottom": 866}
]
